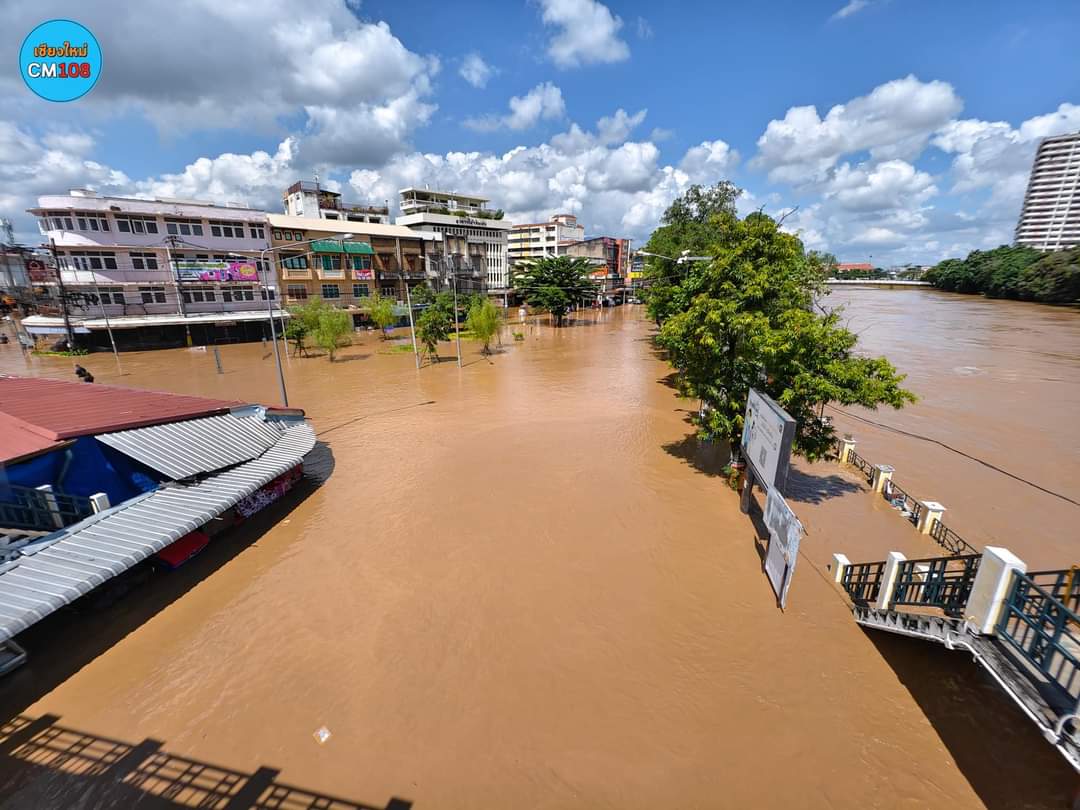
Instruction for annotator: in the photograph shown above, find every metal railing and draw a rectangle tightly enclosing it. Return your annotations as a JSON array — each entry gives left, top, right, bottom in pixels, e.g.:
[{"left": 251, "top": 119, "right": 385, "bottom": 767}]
[
  {"left": 890, "top": 554, "right": 982, "bottom": 616},
  {"left": 0, "top": 485, "right": 95, "bottom": 532},
  {"left": 884, "top": 480, "right": 922, "bottom": 526},
  {"left": 841, "top": 560, "right": 886, "bottom": 606},
  {"left": 997, "top": 570, "right": 1080, "bottom": 707},
  {"left": 846, "top": 448, "right": 874, "bottom": 483},
  {"left": 928, "top": 518, "right": 978, "bottom": 556}
]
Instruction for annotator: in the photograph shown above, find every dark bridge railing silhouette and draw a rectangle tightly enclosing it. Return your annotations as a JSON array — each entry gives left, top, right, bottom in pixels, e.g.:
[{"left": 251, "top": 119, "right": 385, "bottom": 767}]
[{"left": 0, "top": 713, "right": 413, "bottom": 810}]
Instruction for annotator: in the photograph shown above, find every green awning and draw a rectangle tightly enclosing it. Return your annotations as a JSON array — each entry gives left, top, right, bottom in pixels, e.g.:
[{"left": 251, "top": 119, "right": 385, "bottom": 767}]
[
  {"left": 311, "top": 240, "right": 344, "bottom": 253},
  {"left": 343, "top": 241, "right": 375, "bottom": 255}
]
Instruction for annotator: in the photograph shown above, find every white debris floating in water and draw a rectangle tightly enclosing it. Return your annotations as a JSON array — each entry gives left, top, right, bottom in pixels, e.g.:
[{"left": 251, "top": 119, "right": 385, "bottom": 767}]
[{"left": 313, "top": 726, "right": 332, "bottom": 745}]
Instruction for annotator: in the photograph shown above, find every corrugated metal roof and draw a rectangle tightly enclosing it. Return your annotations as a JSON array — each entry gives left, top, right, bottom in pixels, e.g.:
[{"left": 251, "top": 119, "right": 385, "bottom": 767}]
[
  {"left": 0, "top": 376, "right": 240, "bottom": 458},
  {"left": 0, "top": 421, "right": 315, "bottom": 642},
  {"left": 96, "top": 413, "right": 284, "bottom": 480}
]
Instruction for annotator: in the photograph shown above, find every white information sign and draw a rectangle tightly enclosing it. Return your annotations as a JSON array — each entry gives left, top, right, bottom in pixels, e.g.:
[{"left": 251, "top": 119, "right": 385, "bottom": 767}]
[
  {"left": 740, "top": 389, "right": 796, "bottom": 493},
  {"left": 763, "top": 488, "right": 803, "bottom": 609}
]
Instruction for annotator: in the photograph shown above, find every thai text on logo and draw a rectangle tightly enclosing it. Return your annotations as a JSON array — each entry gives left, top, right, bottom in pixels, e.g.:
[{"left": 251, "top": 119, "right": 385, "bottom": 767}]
[{"left": 20, "top": 20, "right": 102, "bottom": 102}]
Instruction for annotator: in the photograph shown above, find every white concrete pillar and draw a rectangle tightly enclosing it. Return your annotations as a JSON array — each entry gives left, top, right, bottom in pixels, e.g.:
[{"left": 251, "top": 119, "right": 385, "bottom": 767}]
[
  {"left": 838, "top": 436, "right": 857, "bottom": 465},
  {"left": 918, "top": 501, "right": 946, "bottom": 534},
  {"left": 35, "top": 484, "right": 64, "bottom": 529},
  {"left": 831, "top": 553, "right": 851, "bottom": 584},
  {"left": 875, "top": 551, "right": 907, "bottom": 611},
  {"left": 871, "top": 464, "right": 895, "bottom": 494},
  {"left": 89, "top": 493, "right": 110, "bottom": 513},
  {"left": 965, "top": 547, "right": 1027, "bottom": 636}
]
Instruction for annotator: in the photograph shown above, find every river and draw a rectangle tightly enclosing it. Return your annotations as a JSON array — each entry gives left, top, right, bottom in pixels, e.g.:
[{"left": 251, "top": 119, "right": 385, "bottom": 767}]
[{"left": 0, "top": 295, "right": 1076, "bottom": 808}]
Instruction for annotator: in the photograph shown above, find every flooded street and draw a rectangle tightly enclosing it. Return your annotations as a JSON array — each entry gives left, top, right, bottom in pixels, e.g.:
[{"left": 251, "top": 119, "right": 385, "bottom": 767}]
[{"left": 0, "top": 299, "right": 1077, "bottom": 808}]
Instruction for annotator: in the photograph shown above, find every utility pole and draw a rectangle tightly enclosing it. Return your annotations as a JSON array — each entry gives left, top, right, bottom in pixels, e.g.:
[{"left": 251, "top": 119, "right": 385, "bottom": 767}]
[
  {"left": 452, "top": 264, "right": 462, "bottom": 367},
  {"left": 48, "top": 238, "right": 75, "bottom": 349},
  {"left": 396, "top": 237, "right": 420, "bottom": 369},
  {"left": 163, "top": 235, "right": 192, "bottom": 346}
]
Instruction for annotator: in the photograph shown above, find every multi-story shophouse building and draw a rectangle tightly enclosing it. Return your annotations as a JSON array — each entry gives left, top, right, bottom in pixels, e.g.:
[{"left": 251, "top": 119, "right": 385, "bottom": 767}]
[
  {"left": 395, "top": 188, "right": 509, "bottom": 296},
  {"left": 561, "top": 236, "right": 632, "bottom": 299},
  {"left": 506, "top": 214, "right": 585, "bottom": 268},
  {"left": 282, "top": 180, "right": 391, "bottom": 225},
  {"left": 24, "top": 189, "right": 277, "bottom": 349},
  {"left": 267, "top": 214, "right": 440, "bottom": 329}
]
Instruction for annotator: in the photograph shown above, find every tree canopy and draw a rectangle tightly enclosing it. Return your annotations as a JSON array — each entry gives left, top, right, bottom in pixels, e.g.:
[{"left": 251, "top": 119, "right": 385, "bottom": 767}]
[
  {"left": 921, "top": 244, "right": 1080, "bottom": 303},
  {"left": 312, "top": 308, "right": 352, "bottom": 361},
  {"left": 466, "top": 297, "right": 501, "bottom": 354},
  {"left": 416, "top": 305, "right": 451, "bottom": 362},
  {"left": 511, "top": 256, "right": 597, "bottom": 326},
  {"left": 364, "top": 292, "right": 397, "bottom": 336},
  {"left": 651, "top": 190, "right": 915, "bottom": 461}
]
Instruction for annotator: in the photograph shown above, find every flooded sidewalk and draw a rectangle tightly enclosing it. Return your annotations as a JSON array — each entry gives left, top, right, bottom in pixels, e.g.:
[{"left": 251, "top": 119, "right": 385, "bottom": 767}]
[{"left": 0, "top": 307, "right": 1074, "bottom": 808}]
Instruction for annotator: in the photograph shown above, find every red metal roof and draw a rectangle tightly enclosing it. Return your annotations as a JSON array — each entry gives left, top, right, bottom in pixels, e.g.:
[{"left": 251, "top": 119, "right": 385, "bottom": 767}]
[{"left": 0, "top": 375, "right": 242, "bottom": 464}]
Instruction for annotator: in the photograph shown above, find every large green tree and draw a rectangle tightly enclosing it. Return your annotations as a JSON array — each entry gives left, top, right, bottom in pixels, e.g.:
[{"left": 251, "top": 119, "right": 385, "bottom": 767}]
[
  {"left": 643, "top": 180, "right": 741, "bottom": 326},
  {"left": 466, "top": 297, "right": 501, "bottom": 354},
  {"left": 511, "top": 256, "right": 596, "bottom": 326},
  {"left": 1018, "top": 247, "right": 1080, "bottom": 303},
  {"left": 655, "top": 209, "right": 915, "bottom": 461},
  {"left": 313, "top": 308, "right": 352, "bottom": 361},
  {"left": 364, "top": 292, "right": 397, "bottom": 337}
]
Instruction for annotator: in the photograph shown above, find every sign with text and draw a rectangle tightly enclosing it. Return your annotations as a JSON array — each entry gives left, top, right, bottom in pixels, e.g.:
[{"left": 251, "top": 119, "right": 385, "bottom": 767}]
[
  {"left": 740, "top": 388, "right": 796, "bottom": 493},
  {"left": 175, "top": 260, "right": 258, "bottom": 282},
  {"left": 763, "top": 488, "right": 803, "bottom": 609},
  {"left": 352, "top": 268, "right": 374, "bottom": 280}
]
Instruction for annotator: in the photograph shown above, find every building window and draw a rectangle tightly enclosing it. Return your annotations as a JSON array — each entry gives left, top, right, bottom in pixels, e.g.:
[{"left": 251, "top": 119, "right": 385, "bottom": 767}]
[
  {"left": 321, "top": 284, "right": 340, "bottom": 299},
  {"left": 287, "top": 285, "right": 308, "bottom": 300},
  {"left": 209, "top": 220, "right": 245, "bottom": 238},
  {"left": 139, "top": 285, "right": 167, "bottom": 304},
  {"left": 352, "top": 283, "right": 369, "bottom": 298},
  {"left": 182, "top": 285, "right": 216, "bottom": 303},
  {"left": 115, "top": 216, "right": 158, "bottom": 234},
  {"left": 66, "top": 250, "right": 118, "bottom": 271},
  {"left": 260, "top": 288, "right": 276, "bottom": 301},
  {"left": 272, "top": 230, "right": 283, "bottom": 240},
  {"left": 350, "top": 255, "right": 372, "bottom": 271},
  {"left": 98, "top": 286, "right": 125, "bottom": 305},
  {"left": 165, "top": 219, "right": 204, "bottom": 237},
  {"left": 222, "top": 286, "right": 255, "bottom": 302},
  {"left": 130, "top": 251, "right": 159, "bottom": 270},
  {"left": 248, "top": 223, "right": 265, "bottom": 239},
  {"left": 321, "top": 254, "right": 341, "bottom": 271},
  {"left": 44, "top": 211, "right": 75, "bottom": 231},
  {"left": 75, "top": 213, "right": 110, "bottom": 232},
  {"left": 292, "top": 232, "right": 303, "bottom": 241},
  {"left": 380, "top": 286, "right": 397, "bottom": 299},
  {"left": 281, "top": 255, "right": 308, "bottom": 270}
]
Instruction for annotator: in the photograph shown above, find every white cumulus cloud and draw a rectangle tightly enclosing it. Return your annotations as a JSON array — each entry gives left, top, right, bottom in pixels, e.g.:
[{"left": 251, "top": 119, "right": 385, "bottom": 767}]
[
  {"left": 460, "top": 53, "right": 496, "bottom": 89},
  {"left": 465, "top": 83, "right": 566, "bottom": 132},
  {"left": 539, "top": 0, "right": 631, "bottom": 69}
]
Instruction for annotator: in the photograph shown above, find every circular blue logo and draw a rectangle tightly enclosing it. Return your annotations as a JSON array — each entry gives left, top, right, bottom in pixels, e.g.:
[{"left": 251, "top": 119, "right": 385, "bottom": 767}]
[{"left": 19, "top": 19, "right": 101, "bottom": 102}]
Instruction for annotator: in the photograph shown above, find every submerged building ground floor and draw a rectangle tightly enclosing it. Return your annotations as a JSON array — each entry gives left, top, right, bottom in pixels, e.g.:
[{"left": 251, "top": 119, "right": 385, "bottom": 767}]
[{"left": 0, "top": 306, "right": 1074, "bottom": 809}]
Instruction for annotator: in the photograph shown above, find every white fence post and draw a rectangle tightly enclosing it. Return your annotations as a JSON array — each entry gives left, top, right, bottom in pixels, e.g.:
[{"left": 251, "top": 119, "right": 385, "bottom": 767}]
[
  {"left": 875, "top": 551, "right": 906, "bottom": 610},
  {"left": 871, "top": 464, "right": 895, "bottom": 494},
  {"left": 917, "top": 501, "right": 946, "bottom": 534},
  {"left": 965, "top": 547, "right": 1027, "bottom": 635}
]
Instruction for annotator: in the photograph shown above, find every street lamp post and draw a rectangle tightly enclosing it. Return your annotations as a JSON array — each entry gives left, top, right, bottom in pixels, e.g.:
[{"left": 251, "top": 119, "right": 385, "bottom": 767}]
[
  {"left": 421, "top": 254, "right": 460, "bottom": 368},
  {"left": 258, "top": 233, "right": 352, "bottom": 407}
]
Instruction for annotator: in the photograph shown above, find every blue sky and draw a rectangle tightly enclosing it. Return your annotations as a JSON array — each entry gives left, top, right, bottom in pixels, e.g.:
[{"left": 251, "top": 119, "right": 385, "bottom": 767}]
[{"left": 2, "top": 0, "right": 1079, "bottom": 264}]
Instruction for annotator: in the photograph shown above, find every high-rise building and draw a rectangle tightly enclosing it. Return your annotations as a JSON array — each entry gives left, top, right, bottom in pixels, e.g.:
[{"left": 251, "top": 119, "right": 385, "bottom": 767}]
[
  {"left": 283, "top": 180, "right": 390, "bottom": 224},
  {"left": 560, "top": 236, "right": 632, "bottom": 293},
  {"left": 396, "top": 188, "right": 510, "bottom": 292},
  {"left": 1015, "top": 131, "right": 1080, "bottom": 251},
  {"left": 507, "top": 214, "right": 585, "bottom": 266}
]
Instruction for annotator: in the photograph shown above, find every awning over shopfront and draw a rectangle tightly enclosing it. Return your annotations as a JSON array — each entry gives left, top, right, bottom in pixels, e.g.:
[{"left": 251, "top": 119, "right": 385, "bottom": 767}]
[
  {"left": 0, "top": 421, "right": 316, "bottom": 642},
  {"left": 344, "top": 241, "right": 374, "bottom": 255},
  {"left": 311, "top": 240, "right": 344, "bottom": 253}
]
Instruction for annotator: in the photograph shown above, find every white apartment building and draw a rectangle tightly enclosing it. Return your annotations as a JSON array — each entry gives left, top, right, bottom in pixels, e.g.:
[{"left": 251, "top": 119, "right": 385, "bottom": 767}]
[
  {"left": 25, "top": 189, "right": 278, "bottom": 348},
  {"left": 507, "top": 214, "right": 585, "bottom": 266},
  {"left": 1015, "top": 131, "right": 1080, "bottom": 251},
  {"left": 283, "top": 180, "right": 390, "bottom": 224},
  {"left": 395, "top": 188, "right": 511, "bottom": 290}
]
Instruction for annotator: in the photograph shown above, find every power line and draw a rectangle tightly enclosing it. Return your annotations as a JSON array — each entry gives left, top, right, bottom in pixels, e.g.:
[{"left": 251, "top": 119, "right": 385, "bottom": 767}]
[{"left": 825, "top": 404, "right": 1080, "bottom": 509}]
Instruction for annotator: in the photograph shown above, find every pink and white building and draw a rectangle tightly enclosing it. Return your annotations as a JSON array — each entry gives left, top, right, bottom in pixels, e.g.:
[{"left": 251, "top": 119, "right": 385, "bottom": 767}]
[{"left": 24, "top": 189, "right": 283, "bottom": 348}]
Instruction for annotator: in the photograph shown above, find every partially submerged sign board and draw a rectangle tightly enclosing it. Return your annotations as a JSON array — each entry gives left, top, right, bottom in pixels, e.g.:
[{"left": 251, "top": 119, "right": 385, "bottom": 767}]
[
  {"left": 740, "top": 389, "right": 796, "bottom": 493},
  {"left": 763, "top": 488, "right": 803, "bottom": 609}
]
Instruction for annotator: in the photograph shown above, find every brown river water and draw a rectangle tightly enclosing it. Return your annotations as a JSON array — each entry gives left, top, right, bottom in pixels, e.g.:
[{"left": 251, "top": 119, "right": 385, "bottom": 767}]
[{"left": 0, "top": 292, "right": 1077, "bottom": 808}]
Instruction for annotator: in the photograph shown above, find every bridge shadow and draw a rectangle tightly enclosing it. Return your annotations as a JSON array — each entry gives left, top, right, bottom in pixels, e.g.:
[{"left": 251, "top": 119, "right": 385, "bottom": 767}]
[
  {"left": 783, "top": 465, "right": 863, "bottom": 504},
  {"left": 0, "top": 443, "right": 335, "bottom": 725},
  {"left": 865, "top": 632, "right": 1076, "bottom": 810},
  {"left": 0, "top": 713, "right": 412, "bottom": 809}
]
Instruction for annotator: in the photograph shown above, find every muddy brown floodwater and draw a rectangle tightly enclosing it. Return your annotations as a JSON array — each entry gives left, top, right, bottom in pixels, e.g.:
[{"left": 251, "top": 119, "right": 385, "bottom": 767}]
[{"left": 0, "top": 298, "right": 1077, "bottom": 809}]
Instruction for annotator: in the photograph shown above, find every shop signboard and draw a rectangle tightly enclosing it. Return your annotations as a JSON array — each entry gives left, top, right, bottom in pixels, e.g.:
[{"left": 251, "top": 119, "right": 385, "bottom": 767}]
[{"left": 175, "top": 260, "right": 259, "bottom": 282}]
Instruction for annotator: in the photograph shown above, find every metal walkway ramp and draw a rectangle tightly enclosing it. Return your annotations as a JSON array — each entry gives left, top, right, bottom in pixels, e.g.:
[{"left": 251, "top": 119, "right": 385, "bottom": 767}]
[{"left": 833, "top": 550, "right": 1080, "bottom": 771}]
